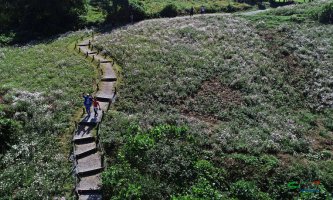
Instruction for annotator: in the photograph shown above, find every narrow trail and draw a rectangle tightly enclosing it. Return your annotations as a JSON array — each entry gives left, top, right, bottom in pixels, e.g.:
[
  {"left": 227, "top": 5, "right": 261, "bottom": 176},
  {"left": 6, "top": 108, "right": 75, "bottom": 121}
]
[{"left": 71, "top": 36, "right": 117, "bottom": 200}]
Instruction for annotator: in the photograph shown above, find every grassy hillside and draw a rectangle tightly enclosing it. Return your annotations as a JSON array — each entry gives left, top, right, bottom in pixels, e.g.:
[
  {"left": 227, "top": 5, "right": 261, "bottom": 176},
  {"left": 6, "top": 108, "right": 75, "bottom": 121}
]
[
  {"left": 0, "top": 31, "right": 94, "bottom": 199},
  {"left": 95, "top": 1, "right": 333, "bottom": 199},
  {"left": 130, "top": 0, "right": 251, "bottom": 17}
]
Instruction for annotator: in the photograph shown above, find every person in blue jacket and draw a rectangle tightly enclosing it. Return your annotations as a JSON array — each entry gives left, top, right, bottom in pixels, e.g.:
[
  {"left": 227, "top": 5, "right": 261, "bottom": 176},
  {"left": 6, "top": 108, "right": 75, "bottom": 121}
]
[{"left": 82, "top": 93, "right": 93, "bottom": 116}]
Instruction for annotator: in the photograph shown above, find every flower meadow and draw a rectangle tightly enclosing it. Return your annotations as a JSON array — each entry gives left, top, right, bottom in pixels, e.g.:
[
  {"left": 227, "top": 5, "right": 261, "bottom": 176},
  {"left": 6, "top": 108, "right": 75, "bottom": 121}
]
[
  {"left": 0, "top": 31, "right": 94, "bottom": 199},
  {"left": 95, "top": 2, "right": 333, "bottom": 199}
]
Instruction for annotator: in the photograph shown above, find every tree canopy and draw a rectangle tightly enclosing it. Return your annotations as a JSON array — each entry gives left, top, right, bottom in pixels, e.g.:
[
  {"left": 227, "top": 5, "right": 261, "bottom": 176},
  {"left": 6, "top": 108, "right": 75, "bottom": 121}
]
[{"left": 0, "top": 0, "right": 85, "bottom": 41}]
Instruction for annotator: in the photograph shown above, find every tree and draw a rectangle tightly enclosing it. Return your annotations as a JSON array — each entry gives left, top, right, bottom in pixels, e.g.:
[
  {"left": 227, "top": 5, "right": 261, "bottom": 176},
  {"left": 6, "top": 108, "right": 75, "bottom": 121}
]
[
  {"left": 0, "top": 0, "right": 86, "bottom": 40},
  {"left": 106, "top": 0, "right": 146, "bottom": 24},
  {"left": 106, "top": 0, "right": 130, "bottom": 22}
]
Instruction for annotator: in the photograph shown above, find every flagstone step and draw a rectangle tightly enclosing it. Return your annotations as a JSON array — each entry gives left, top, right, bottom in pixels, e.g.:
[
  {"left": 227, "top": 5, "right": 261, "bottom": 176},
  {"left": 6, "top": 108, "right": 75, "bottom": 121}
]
[
  {"left": 74, "top": 142, "right": 97, "bottom": 158},
  {"left": 77, "top": 173, "right": 102, "bottom": 192},
  {"left": 99, "top": 60, "right": 112, "bottom": 63},
  {"left": 96, "top": 82, "right": 115, "bottom": 102},
  {"left": 77, "top": 152, "right": 102, "bottom": 174},
  {"left": 73, "top": 135, "right": 95, "bottom": 143},
  {"left": 79, "top": 110, "right": 103, "bottom": 126},
  {"left": 73, "top": 126, "right": 95, "bottom": 142},
  {"left": 101, "top": 63, "right": 117, "bottom": 82},
  {"left": 98, "top": 101, "right": 109, "bottom": 112},
  {"left": 77, "top": 167, "right": 104, "bottom": 177},
  {"left": 78, "top": 193, "right": 102, "bottom": 200}
]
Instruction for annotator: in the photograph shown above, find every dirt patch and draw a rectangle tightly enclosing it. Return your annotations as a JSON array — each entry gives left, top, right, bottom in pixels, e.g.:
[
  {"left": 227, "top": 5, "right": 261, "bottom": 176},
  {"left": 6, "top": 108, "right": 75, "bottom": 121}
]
[
  {"left": 306, "top": 120, "right": 333, "bottom": 151},
  {"left": 309, "top": 134, "right": 333, "bottom": 152},
  {"left": 180, "top": 79, "right": 243, "bottom": 124},
  {"left": 277, "top": 153, "right": 293, "bottom": 166},
  {"left": 0, "top": 96, "right": 3, "bottom": 104},
  {"left": 198, "top": 80, "right": 243, "bottom": 106},
  {"left": 180, "top": 112, "right": 220, "bottom": 125},
  {"left": 259, "top": 30, "right": 306, "bottom": 87}
]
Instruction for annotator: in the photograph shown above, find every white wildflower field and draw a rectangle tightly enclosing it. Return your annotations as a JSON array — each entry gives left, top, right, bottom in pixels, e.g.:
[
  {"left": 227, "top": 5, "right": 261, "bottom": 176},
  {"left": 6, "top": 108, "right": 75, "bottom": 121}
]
[
  {"left": 95, "top": 2, "right": 333, "bottom": 199},
  {"left": 0, "top": 32, "right": 94, "bottom": 199}
]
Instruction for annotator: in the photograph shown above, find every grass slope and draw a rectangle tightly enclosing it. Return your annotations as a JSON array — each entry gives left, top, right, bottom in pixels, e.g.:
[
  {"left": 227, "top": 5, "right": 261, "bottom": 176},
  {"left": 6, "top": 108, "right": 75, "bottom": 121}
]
[
  {"left": 0, "top": 31, "right": 94, "bottom": 199},
  {"left": 95, "top": 1, "right": 333, "bottom": 199},
  {"left": 133, "top": 0, "right": 251, "bottom": 16}
]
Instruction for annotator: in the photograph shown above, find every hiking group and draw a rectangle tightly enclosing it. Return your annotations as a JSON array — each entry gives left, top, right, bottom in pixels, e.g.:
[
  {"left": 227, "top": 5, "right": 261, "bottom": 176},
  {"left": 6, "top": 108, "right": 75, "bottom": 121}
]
[
  {"left": 190, "top": 6, "right": 206, "bottom": 17},
  {"left": 82, "top": 93, "right": 101, "bottom": 117}
]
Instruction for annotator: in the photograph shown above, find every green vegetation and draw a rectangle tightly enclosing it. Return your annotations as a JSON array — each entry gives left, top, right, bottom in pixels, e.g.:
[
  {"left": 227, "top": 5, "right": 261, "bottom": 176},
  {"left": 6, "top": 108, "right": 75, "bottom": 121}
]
[
  {"left": 2, "top": 0, "right": 315, "bottom": 44},
  {"left": 0, "top": 0, "right": 86, "bottom": 43},
  {"left": 105, "top": 0, "right": 314, "bottom": 23},
  {"left": 95, "top": 0, "right": 333, "bottom": 199},
  {"left": 0, "top": 31, "right": 94, "bottom": 199},
  {"left": 131, "top": 0, "right": 251, "bottom": 17},
  {"left": 82, "top": 2, "right": 107, "bottom": 25},
  {"left": 317, "top": 2, "right": 333, "bottom": 23},
  {"left": 242, "top": 1, "right": 333, "bottom": 28},
  {"left": 0, "top": 0, "right": 328, "bottom": 199},
  {"left": 273, "top": 0, "right": 307, "bottom": 2},
  {"left": 0, "top": 0, "right": 252, "bottom": 44},
  {"left": 107, "top": 0, "right": 252, "bottom": 23}
]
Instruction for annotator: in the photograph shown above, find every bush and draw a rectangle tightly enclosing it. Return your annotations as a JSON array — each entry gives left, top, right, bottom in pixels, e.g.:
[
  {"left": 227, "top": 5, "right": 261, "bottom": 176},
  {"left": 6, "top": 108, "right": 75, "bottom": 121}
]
[
  {"left": 174, "top": 177, "right": 224, "bottom": 199},
  {"left": 318, "top": 2, "right": 333, "bottom": 24},
  {"left": 0, "top": 116, "right": 20, "bottom": 153},
  {"left": 224, "top": 4, "right": 237, "bottom": 13},
  {"left": 160, "top": 4, "right": 179, "bottom": 18},
  {"left": 130, "top": 1, "right": 147, "bottom": 21},
  {"left": 231, "top": 180, "right": 271, "bottom": 200},
  {"left": 102, "top": 163, "right": 143, "bottom": 199}
]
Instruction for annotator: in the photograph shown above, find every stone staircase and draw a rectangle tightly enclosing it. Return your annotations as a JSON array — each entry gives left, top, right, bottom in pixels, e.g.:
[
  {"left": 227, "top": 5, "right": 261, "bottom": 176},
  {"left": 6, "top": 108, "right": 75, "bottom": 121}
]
[{"left": 72, "top": 37, "right": 117, "bottom": 200}]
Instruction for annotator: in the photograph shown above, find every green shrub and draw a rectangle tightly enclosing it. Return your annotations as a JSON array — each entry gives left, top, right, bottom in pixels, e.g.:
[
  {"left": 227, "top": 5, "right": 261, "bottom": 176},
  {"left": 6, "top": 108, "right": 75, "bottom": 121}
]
[
  {"left": 160, "top": 4, "right": 178, "bottom": 18},
  {"left": 231, "top": 180, "right": 271, "bottom": 200},
  {"left": 102, "top": 163, "right": 143, "bottom": 199},
  {"left": 0, "top": 116, "right": 20, "bottom": 153},
  {"left": 317, "top": 2, "right": 333, "bottom": 24},
  {"left": 194, "top": 160, "right": 227, "bottom": 189},
  {"left": 130, "top": 0, "right": 147, "bottom": 21},
  {"left": 173, "top": 177, "right": 225, "bottom": 200},
  {"left": 224, "top": 4, "right": 237, "bottom": 13}
]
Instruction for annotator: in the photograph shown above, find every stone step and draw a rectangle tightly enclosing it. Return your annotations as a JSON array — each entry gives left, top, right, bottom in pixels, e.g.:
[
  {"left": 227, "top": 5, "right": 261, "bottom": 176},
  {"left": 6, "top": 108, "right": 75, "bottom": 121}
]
[
  {"left": 98, "top": 101, "right": 110, "bottom": 112},
  {"left": 77, "top": 173, "right": 102, "bottom": 192},
  {"left": 101, "top": 77, "right": 117, "bottom": 82},
  {"left": 73, "top": 126, "right": 95, "bottom": 142},
  {"left": 74, "top": 142, "right": 97, "bottom": 158},
  {"left": 99, "top": 60, "right": 112, "bottom": 63},
  {"left": 73, "top": 135, "right": 95, "bottom": 143},
  {"left": 101, "top": 63, "right": 117, "bottom": 82},
  {"left": 76, "top": 148, "right": 98, "bottom": 160},
  {"left": 77, "top": 152, "right": 102, "bottom": 174},
  {"left": 77, "top": 167, "right": 104, "bottom": 177},
  {"left": 79, "top": 109, "right": 103, "bottom": 126},
  {"left": 96, "top": 82, "right": 115, "bottom": 102},
  {"left": 78, "top": 193, "right": 102, "bottom": 200},
  {"left": 79, "top": 42, "right": 117, "bottom": 82}
]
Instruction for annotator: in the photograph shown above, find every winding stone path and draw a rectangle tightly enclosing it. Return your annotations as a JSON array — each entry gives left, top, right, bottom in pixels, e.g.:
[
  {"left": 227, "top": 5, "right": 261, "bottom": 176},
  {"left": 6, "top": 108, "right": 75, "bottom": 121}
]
[{"left": 73, "top": 37, "right": 117, "bottom": 200}]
